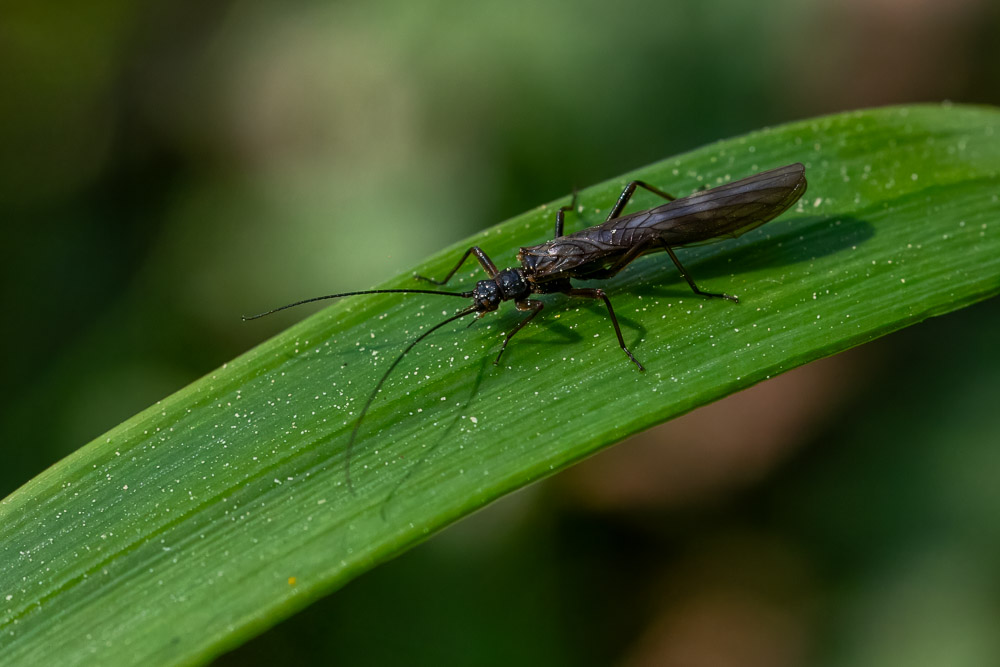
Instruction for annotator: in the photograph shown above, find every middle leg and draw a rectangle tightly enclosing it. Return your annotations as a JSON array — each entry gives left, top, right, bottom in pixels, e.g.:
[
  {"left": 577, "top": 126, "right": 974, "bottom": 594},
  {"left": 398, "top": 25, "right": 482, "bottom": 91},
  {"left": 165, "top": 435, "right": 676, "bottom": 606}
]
[
  {"left": 662, "top": 244, "right": 739, "bottom": 303},
  {"left": 607, "top": 180, "right": 676, "bottom": 221},
  {"left": 553, "top": 190, "right": 579, "bottom": 238},
  {"left": 564, "top": 287, "right": 644, "bottom": 371}
]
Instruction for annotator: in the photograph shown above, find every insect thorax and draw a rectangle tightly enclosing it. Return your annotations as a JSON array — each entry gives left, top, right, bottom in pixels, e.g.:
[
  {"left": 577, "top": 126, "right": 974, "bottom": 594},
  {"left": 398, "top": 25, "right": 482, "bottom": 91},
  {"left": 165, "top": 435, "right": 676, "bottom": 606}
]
[{"left": 495, "top": 267, "right": 530, "bottom": 301}]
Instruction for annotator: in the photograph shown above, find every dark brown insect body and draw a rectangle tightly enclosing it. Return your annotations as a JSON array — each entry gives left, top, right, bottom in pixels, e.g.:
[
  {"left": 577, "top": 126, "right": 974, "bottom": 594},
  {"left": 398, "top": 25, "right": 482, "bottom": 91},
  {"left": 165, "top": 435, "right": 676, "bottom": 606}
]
[
  {"left": 246, "top": 162, "right": 807, "bottom": 487},
  {"left": 443, "top": 162, "right": 807, "bottom": 370},
  {"left": 520, "top": 162, "right": 806, "bottom": 280}
]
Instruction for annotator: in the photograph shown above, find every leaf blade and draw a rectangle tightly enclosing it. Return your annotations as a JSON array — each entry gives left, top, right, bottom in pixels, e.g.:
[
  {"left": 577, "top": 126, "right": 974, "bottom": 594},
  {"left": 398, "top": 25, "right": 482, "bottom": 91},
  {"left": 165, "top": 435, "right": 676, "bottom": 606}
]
[{"left": 2, "top": 103, "right": 998, "bottom": 665}]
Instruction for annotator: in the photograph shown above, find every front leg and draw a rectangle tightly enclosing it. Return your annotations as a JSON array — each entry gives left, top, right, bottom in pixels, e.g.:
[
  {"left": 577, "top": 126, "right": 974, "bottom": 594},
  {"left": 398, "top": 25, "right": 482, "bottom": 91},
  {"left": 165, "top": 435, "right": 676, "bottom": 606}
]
[
  {"left": 415, "top": 245, "right": 499, "bottom": 285},
  {"left": 494, "top": 300, "right": 544, "bottom": 365}
]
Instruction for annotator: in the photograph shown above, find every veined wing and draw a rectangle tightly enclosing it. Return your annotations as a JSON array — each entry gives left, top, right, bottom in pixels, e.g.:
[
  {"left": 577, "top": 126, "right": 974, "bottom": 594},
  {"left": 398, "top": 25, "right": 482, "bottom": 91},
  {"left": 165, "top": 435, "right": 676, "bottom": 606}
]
[{"left": 597, "top": 163, "right": 807, "bottom": 247}]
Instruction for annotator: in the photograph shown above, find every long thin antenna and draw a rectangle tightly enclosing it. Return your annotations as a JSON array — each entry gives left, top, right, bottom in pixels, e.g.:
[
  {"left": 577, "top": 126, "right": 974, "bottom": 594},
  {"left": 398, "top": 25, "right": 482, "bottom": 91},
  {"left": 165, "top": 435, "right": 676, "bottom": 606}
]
[
  {"left": 242, "top": 288, "right": 474, "bottom": 321},
  {"left": 345, "top": 304, "right": 479, "bottom": 492}
]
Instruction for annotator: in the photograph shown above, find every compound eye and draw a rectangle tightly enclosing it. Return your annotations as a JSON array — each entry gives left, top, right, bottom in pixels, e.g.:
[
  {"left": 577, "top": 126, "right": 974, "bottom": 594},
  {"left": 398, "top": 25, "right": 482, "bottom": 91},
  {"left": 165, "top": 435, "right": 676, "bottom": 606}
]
[{"left": 473, "top": 280, "right": 500, "bottom": 312}]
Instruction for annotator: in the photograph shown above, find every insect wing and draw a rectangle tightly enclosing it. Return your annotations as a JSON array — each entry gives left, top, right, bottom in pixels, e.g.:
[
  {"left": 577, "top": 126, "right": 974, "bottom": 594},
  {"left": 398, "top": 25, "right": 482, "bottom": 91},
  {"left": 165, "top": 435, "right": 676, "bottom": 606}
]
[{"left": 637, "top": 163, "right": 807, "bottom": 246}]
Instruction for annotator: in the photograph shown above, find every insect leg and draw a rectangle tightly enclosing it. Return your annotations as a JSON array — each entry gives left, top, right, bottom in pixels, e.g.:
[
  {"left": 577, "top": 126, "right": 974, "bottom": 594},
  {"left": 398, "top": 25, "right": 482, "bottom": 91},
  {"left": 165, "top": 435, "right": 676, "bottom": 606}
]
[
  {"left": 494, "top": 299, "right": 544, "bottom": 365},
  {"left": 607, "top": 180, "right": 676, "bottom": 221},
  {"left": 564, "top": 288, "right": 644, "bottom": 371},
  {"left": 554, "top": 190, "right": 579, "bottom": 238},
  {"left": 662, "top": 244, "right": 739, "bottom": 303},
  {"left": 415, "top": 245, "right": 499, "bottom": 284}
]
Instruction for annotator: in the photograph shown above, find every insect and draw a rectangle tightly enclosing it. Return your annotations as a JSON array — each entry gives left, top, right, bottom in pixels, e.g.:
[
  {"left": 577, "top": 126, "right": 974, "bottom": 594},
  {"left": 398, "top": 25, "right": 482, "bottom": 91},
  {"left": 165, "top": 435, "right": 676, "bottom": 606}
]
[{"left": 246, "top": 162, "right": 807, "bottom": 487}]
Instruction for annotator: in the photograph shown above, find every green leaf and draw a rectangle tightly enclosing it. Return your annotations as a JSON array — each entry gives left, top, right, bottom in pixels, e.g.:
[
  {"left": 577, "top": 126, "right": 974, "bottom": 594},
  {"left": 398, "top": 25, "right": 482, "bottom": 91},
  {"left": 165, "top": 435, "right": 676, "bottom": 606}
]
[{"left": 2, "top": 104, "right": 998, "bottom": 665}]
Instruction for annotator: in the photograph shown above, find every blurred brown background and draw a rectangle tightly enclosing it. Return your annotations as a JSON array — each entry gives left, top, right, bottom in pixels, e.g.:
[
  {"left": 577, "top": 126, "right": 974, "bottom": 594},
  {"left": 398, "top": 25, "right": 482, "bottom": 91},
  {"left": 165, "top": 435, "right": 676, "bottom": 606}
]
[{"left": 2, "top": 0, "right": 999, "bottom": 665}]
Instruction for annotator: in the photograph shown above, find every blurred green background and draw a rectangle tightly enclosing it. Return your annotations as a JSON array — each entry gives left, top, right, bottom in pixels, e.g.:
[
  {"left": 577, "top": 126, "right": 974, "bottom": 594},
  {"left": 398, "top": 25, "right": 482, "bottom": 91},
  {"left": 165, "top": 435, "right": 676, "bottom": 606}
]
[{"left": 2, "top": 0, "right": 999, "bottom": 665}]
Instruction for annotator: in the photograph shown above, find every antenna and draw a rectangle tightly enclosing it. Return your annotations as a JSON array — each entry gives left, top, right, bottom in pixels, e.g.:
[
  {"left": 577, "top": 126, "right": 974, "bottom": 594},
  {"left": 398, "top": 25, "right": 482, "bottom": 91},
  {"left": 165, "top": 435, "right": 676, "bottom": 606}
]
[
  {"left": 344, "top": 304, "right": 479, "bottom": 491},
  {"left": 242, "top": 288, "right": 474, "bottom": 321}
]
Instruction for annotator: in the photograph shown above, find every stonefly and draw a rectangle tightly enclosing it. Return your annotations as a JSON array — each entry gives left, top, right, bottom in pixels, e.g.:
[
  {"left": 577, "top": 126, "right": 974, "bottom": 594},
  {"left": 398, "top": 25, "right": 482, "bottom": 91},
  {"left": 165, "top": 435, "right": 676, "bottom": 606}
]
[{"left": 245, "top": 162, "right": 807, "bottom": 487}]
